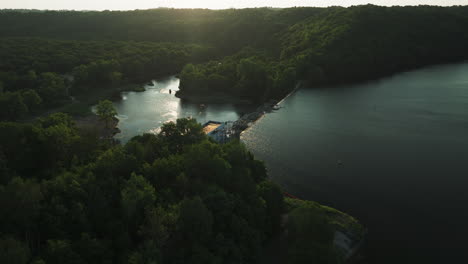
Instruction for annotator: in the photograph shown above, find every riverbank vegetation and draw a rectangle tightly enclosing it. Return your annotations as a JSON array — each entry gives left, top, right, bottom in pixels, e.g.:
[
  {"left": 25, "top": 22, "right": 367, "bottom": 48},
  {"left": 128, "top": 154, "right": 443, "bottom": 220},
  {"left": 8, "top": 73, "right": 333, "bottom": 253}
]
[
  {"left": 2, "top": 6, "right": 468, "bottom": 115},
  {"left": 0, "top": 5, "right": 459, "bottom": 263},
  {"left": 0, "top": 117, "right": 359, "bottom": 263},
  {"left": 179, "top": 5, "right": 468, "bottom": 102},
  {"left": 0, "top": 38, "right": 212, "bottom": 120}
]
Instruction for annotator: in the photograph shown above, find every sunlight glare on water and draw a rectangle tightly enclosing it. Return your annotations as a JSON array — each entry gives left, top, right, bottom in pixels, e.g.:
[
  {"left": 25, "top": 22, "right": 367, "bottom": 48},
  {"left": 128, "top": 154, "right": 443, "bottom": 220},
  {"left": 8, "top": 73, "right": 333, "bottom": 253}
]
[{"left": 113, "top": 76, "right": 254, "bottom": 143}]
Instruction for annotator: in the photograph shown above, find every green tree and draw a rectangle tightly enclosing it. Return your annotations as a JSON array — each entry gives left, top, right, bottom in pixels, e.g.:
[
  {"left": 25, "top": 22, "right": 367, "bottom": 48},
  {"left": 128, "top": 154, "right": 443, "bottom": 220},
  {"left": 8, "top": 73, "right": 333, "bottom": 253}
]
[
  {"left": 24, "top": 70, "right": 38, "bottom": 89},
  {"left": 0, "top": 151, "right": 11, "bottom": 185},
  {"left": 0, "top": 92, "right": 28, "bottom": 120},
  {"left": 182, "top": 141, "right": 231, "bottom": 185},
  {"left": 45, "top": 240, "right": 84, "bottom": 264},
  {"left": 0, "top": 123, "right": 41, "bottom": 176},
  {"left": 159, "top": 118, "right": 205, "bottom": 154},
  {"left": 257, "top": 181, "right": 284, "bottom": 235},
  {"left": 96, "top": 100, "right": 117, "bottom": 129},
  {"left": 288, "top": 205, "right": 338, "bottom": 264},
  {"left": 128, "top": 240, "right": 161, "bottom": 264},
  {"left": 93, "top": 146, "right": 138, "bottom": 179},
  {"left": 72, "top": 65, "right": 90, "bottom": 88},
  {"left": 74, "top": 233, "right": 113, "bottom": 264},
  {"left": 38, "top": 72, "right": 67, "bottom": 105},
  {"left": 143, "top": 155, "right": 184, "bottom": 191},
  {"left": 139, "top": 206, "right": 179, "bottom": 247},
  {"left": 0, "top": 236, "right": 30, "bottom": 264},
  {"left": 178, "top": 196, "right": 213, "bottom": 242},
  {"left": 235, "top": 58, "right": 271, "bottom": 100},
  {"left": 39, "top": 112, "right": 75, "bottom": 129},
  {"left": 21, "top": 89, "right": 42, "bottom": 112},
  {"left": 0, "top": 177, "right": 42, "bottom": 251},
  {"left": 40, "top": 172, "right": 88, "bottom": 239},
  {"left": 109, "top": 71, "right": 123, "bottom": 86},
  {"left": 121, "top": 173, "right": 157, "bottom": 229},
  {"left": 37, "top": 116, "right": 80, "bottom": 169}
]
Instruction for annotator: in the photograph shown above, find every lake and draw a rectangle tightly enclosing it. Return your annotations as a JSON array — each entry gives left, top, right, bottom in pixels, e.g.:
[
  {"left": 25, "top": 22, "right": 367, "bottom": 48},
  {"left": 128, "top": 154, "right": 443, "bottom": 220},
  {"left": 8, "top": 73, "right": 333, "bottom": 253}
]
[
  {"left": 241, "top": 63, "right": 468, "bottom": 263},
  {"left": 113, "top": 76, "right": 255, "bottom": 143}
]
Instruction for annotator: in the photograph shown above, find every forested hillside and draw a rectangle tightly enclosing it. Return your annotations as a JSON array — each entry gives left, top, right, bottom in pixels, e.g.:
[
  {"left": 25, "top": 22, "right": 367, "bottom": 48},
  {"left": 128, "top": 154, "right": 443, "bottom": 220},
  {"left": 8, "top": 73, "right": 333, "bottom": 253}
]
[
  {"left": 0, "top": 116, "right": 350, "bottom": 264},
  {"left": 180, "top": 5, "right": 468, "bottom": 102},
  {"left": 281, "top": 5, "right": 468, "bottom": 83},
  {"left": 0, "top": 116, "right": 281, "bottom": 263},
  {"left": 0, "top": 8, "right": 323, "bottom": 53},
  {"left": 2, "top": 6, "right": 468, "bottom": 110},
  {"left": 0, "top": 6, "right": 465, "bottom": 263}
]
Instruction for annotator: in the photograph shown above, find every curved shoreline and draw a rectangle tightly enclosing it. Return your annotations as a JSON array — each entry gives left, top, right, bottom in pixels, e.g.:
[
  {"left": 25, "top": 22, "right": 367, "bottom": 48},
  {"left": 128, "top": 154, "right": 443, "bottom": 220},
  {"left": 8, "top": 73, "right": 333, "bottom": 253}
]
[
  {"left": 236, "top": 82, "right": 303, "bottom": 138},
  {"left": 199, "top": 82, "right": 303, "bottom": 141}
]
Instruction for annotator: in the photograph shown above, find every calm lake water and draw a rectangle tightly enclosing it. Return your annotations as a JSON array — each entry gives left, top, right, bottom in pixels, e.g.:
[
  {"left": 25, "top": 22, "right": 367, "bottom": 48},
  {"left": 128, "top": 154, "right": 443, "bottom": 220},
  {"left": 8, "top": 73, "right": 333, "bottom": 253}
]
[
  {"left": 113, "top": 76, "right": 254, "bottom": 143},
  {"left": 242, "top": 63, "right": 468, "bottom": 263}
]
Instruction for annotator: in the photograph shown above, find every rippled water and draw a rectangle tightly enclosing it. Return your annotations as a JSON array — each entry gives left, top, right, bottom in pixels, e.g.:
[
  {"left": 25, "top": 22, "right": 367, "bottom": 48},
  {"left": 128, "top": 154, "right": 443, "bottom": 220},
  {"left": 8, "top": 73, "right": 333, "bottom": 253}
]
[
  {"left": 113, "top": 76, "right": 255, "bottom": 143},
  {"left": 241, "top": 63, "right": 468, "bottom": 263}
]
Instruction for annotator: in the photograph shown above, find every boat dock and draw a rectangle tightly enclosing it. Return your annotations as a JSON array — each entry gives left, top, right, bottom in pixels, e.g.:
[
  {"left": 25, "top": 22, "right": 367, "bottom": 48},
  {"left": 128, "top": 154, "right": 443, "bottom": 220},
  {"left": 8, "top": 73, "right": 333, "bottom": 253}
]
[
  {"left": 202, "top": 121, "right": 235, "bottom": 144},
  {"left": 203, "top": 121, "right": 222, "bottom": 134},
  {"left": 202, "top": 100, "right": 281, "bottom": 144}
]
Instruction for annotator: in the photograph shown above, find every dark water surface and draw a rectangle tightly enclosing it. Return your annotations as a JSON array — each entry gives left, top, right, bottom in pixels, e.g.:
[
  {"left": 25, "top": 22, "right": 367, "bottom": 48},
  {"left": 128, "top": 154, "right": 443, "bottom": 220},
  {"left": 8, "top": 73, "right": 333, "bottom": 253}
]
[
  {"left": 113, "top": 76, "right": 254, "bottom": 143},
  {"left": 241, "top": 63, "right": 468, "bottom": 263}
]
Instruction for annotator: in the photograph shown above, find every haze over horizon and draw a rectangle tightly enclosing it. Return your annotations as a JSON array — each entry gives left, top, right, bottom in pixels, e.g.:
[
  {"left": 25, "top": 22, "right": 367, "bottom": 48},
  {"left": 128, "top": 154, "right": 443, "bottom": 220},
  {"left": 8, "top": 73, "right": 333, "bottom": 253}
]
[{"left": 1, "top": 0, "right": 467, "bottom": 11}]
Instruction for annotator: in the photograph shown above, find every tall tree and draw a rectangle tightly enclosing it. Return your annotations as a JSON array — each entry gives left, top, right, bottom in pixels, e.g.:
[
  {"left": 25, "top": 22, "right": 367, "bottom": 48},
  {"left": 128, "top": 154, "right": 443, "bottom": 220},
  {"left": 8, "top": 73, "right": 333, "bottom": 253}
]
[{"left": 96, "top": 100, "right": 117, "bottom": 129}]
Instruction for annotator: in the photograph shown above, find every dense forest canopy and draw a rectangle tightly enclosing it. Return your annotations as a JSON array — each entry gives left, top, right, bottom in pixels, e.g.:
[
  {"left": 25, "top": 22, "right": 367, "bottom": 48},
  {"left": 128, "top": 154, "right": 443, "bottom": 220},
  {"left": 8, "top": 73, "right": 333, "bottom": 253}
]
[
  {"left": 180, "top": 5, "right": 468, "bottom": 101},
  {"left": 0, "top": 116, "right": 351, "bottom": 264},
  {"left": 0, "top": 8, "right": 322, "bottom": 48},
  {"left": 0, "top": 5, "right": 464, "bottom": 263},
  {"left": 1, "top": 5, "right": 468, "bottom": 110}
]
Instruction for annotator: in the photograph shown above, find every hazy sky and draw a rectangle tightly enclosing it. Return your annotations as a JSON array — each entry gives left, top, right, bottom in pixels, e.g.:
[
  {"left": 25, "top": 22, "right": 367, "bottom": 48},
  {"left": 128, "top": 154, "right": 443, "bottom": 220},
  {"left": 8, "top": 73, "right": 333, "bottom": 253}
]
[{"left": 1, "top": 0, "right": 467, "bottom": 10}]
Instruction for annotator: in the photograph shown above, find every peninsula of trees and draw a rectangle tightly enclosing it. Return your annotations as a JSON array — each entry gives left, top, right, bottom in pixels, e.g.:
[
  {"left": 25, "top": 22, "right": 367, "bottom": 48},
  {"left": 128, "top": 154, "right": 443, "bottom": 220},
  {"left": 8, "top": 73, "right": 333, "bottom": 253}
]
[{"left": 0, "top": 116, "right": 363, "bottom": 263}]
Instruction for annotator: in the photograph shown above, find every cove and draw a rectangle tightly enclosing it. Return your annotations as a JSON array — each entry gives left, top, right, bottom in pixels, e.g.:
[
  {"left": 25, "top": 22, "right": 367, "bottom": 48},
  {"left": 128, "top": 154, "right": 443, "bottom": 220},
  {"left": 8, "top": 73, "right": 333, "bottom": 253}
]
[{"left": 112, "top": 76, "right": 255, "bottom": 143}]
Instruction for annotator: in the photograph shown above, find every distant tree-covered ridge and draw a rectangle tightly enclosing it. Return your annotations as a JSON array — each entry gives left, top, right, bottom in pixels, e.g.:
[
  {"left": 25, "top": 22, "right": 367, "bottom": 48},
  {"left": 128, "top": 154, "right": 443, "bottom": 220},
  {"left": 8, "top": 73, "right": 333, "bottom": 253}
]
[
  {"left": 179, "top": 5, "right": 468, "bottom": 102},
  {"left": 0, "top": 116, "right": 361, "bottom": 264},
  {"left": 2, "top": 5, "right": 468, "bottom": 113},
  {"left": 0, "top": 8, "right": 322, "bottom": 52}
]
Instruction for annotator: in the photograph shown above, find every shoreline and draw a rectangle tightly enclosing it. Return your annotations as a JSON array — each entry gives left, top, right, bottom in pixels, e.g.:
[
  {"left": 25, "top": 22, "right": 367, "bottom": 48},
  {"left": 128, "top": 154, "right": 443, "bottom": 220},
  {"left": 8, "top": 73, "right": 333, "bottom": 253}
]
[
  {"left": 201, "top": 82, "right": 303, "bottom": 142},
  {"left": 260, "top": 197, "right": 366, "bottom": 264},
  {"left": 86, "top": 78, "right": 367, "bottom": 260},
  {"left": 235, "top": 82, "right": 303, "bottom": 138},
  {"left": 175, "top": 91, "right": 254, "bottom": 105}
]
